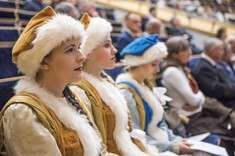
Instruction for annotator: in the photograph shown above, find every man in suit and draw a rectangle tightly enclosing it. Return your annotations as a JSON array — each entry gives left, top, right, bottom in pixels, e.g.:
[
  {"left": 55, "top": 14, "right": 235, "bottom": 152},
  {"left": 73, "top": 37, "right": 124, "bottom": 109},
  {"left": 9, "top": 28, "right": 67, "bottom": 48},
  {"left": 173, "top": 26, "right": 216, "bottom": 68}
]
[
  {"left": 116, "top": 13, "right": 142, "bottom": 62},
  {"left": 23, "top": 0, "right": 48, "bottom": 12},
  {"left": 192, "top": 37, "right": 235, "bottom": 109},
  {"left": 166, "top": 16, "right": 201, "bottom": 54}
]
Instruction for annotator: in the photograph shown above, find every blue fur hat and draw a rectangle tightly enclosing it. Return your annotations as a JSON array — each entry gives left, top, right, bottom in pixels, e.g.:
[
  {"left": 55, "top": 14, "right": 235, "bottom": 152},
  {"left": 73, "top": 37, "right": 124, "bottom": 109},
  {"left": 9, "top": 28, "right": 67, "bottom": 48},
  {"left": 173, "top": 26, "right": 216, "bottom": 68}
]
[{"left": 120, "top": 34, "right": 167, "bottom": 66}]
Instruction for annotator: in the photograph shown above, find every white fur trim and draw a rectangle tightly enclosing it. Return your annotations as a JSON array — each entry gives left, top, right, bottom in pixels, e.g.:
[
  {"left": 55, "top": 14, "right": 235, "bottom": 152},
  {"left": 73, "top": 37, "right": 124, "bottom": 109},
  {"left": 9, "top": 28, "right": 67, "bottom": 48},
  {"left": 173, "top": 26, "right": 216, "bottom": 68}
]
[
  {"left": 14, "top": 78, "right": 101, "bottom": 156},
  {"left": 124, "top": 42, "right": 167, "bottom": 67},
  {"left": 17, "top": 14, "right": 85, "bottom": 78},
  {"left": 116, "top": 73, "right": 169, "bottom": 142},
  {"left": 81, "top": 17, "right": 112, "bottom": 56},
  {"left": 82, "top": 72, "right": 147, "bottom": 156}
]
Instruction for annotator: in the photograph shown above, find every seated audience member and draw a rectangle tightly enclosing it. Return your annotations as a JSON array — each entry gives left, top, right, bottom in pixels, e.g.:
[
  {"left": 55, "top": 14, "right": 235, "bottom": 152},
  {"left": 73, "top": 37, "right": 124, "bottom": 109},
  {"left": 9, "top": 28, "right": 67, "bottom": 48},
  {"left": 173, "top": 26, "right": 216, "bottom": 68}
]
[
  {"left": 0, "top": 7, "right": 102, "bottom": 155},
  {"left": 116, "top": 35, "right": 197, "bottom": 155},
  {"left": 23, "top": 0, "right": 48, "bottom": 12},
  {"left": 216, "top": 28, "right": 227, "bottom": 41},
  {"left": 166, "top": 16, "right": 201, "bottom": 54},
  {"left": 166, "top": 16, "right": 192, "bottom": 41},
  {"left": 79, "top": 0, "right": 99, "bottom": 17},
  {"left": 148, "top": 7, "right": 157, "bottom": 21},
  {"left": 192, "top": 37, "right": 235, "bottom": 109},
  {"left": 55, "top": 2, "right": 80, "bottom": 19},
  {"left": 161, "top": 36, "right": 235, "bottom": 154},
  {"left": 116, "top": 13, "right": 142, "bottom": 62},
  {"left": 144, "top": 18, "right": 167, "bottom": 42},
  {"left": 50, "top": 0, "right": 61, "bottom": 8},
  {"left": 216, "top": 42, "right": 235, "bottom": 83},
  {"left": 142, "top": 7, "right": 157, "bottom": 31},
  {"left": 224, "top": 6, "right": 235, "bottom": 24},
  {"left": 64, "top": 0, "right": 80, "bottom": 8},
  {"left": 69, "top": 13, "right": 150, "bottom": 156},
  {"left": 143, "top": 18, "right": 161, "bottom": 36}
]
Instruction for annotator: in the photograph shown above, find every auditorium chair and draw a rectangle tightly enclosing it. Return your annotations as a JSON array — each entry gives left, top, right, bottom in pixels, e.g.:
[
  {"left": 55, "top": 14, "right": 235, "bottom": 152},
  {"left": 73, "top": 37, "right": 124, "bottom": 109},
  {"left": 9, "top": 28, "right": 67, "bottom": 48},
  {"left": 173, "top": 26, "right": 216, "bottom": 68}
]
[
  {"left": 104, "top": 63, "right": 124, "bottom": 81},
  {"left": 0, "top": 77, "right": 22, "bottom": 110}
]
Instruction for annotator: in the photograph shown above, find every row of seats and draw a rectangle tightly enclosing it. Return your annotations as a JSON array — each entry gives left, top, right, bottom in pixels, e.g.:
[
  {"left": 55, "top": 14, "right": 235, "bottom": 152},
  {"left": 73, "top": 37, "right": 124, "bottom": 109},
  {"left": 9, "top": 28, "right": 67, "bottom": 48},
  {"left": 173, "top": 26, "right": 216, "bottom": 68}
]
[
  {"left": 0, "top": 26, "right": 23, "bottom": 79},
  {"left": 199, "top": 0, "right": 235, "bottom": 13},
  {"left": 0, "top": 77, "right": 23, "bottom": 110},
  {"left": 96, "top": 7, "right": 122, "bottom": 48},
  {"left": 0, "top": 7, "right": 37, "bottom": 27}
]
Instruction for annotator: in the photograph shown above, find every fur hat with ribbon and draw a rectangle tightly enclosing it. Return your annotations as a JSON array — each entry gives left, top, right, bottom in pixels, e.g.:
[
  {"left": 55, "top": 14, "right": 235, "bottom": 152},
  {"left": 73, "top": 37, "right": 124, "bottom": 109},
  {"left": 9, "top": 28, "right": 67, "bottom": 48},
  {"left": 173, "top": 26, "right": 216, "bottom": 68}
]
[
  {"left": 80, "top": 13, "right": 112, "bottom": 56},
  {"left": 12, "top": 6, "right": 85, "bottom": 78},
  {"left": 120, "top": 34, "right": 167, "bottom": 67}
]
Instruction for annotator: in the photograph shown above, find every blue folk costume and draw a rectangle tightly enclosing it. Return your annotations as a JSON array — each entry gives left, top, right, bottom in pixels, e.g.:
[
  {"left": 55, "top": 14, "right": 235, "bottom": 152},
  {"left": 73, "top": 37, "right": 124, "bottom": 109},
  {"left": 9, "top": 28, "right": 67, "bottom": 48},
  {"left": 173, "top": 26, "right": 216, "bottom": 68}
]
[
  {"left": 116, "top": 35, "right": 220, "bottom": 154},
  {"left": 116, "top": 35, "right": 182, "bottom": 154}
]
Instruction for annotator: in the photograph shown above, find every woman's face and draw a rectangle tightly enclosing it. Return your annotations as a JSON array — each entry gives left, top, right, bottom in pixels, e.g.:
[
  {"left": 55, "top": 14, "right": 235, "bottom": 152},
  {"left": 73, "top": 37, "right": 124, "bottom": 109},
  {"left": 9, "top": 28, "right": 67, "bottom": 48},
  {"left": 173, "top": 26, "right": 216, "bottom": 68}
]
[
  {"left": 141, "top": 59, "right": 161, "bottom": 80},
  {"left": 88, "top": 35, "right": 117, "bottom": 70},
  {"left": 42, "top": 38, "right": 86, "bottom": 84},
  {"left": 172, "top": 48, "right": 192, "bottom": 65}
]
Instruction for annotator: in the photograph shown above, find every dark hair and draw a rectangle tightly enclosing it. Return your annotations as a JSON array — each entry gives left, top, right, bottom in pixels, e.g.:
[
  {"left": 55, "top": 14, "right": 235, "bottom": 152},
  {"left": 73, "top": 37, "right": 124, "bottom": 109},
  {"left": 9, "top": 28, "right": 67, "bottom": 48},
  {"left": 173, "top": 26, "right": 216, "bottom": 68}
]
[
  {"left": 170, "top": 16, "right": 177, "bottom": 25},
  {"left": 63, "top": 86, "right": 93, "bottom": 127},
  {"left": 149, "top": 7, "right": 156, "bottom": 13},
  {"left": 216, "top": 28, "right": 226, "bottom": 39},
  {"left": 166, "top": 36, "right": 190, "bottom": 57},
  {"left": 125, "top": 13, "right": 131, "bottom": 21}
]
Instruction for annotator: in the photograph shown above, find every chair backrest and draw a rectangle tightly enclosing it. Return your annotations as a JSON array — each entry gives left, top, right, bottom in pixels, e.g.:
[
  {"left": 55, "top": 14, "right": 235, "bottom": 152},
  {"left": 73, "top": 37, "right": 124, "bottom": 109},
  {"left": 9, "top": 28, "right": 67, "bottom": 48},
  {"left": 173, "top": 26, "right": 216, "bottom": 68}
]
[
  {"left": 0, "top": 18, "right": 16, "bottom": 26},
  {"left": 0, "top": 42, "right": 22, "bottom": 79},
  {"left": 0, "top": 76, "right": 22, "bottom": 110},
  {"left": 0, "top": 27, "right": 20, "bottom": 41},
  {"left": 97, "top": 7, "right": 115, "bottom": 20},
  {"left": 104, "top": 64, "right": 124, "bottom": 81},
  {"left": 188, "top": 57, "right": 200, "bottom": 69},
  {"left": 0, "top": 1, "right": 16, "bottom": 8},
  {"left": 0, "top": 7, "right": 16, "bottom": 19}
]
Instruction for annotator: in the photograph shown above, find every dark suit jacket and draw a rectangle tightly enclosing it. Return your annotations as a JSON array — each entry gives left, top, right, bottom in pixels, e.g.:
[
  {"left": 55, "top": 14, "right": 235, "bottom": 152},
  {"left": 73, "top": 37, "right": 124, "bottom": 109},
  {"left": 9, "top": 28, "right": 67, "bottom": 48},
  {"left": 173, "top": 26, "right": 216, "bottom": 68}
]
[
  {"left": 116, "top": 31, "right": 134, "bottom": 62},
  {"left": 23, "top": 0, "right": 47, "bottom": 12},
  {"left": 192, "top": 58, "right": 235, "bottom": 108}
]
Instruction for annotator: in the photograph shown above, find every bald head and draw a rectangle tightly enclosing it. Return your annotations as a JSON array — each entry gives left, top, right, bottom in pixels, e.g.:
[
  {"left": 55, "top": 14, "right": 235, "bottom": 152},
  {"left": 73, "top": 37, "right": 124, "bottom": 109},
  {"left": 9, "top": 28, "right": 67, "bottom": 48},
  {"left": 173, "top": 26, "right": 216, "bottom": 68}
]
[
  {"left": 55, "top": 2, "right": 79, "bottom": 19},
  {"left": 146, "top": 18, "right": 161, "bottom": 35}
]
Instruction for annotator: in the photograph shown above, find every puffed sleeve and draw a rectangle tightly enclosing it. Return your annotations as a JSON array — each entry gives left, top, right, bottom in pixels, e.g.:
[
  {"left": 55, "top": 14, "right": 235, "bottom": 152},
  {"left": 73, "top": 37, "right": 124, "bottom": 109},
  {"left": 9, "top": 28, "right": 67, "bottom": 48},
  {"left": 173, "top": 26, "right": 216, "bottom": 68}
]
[
  {"left": 120, "top": 89, "right": 180, "bottom": 154},
  {"left": 119, "top": 89, "right": 141, "bottom": 129},
  {"left": 158, "top": 119, "right": 182, "bottom": 142},
  {"left": 2, "top": 104, "right": 62, "bottom": 156}
]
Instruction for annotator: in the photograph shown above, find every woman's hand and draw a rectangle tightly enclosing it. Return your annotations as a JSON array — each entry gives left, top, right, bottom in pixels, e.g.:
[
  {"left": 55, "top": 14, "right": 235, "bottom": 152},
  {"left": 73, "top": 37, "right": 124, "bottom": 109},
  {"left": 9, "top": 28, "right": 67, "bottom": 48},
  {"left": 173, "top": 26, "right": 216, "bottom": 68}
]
[
  {"left": 179, "top": 139, "right": 197, "bottom": 154},
  {"left": 182, "top": 103, "right": 199, "bottom": 111}
]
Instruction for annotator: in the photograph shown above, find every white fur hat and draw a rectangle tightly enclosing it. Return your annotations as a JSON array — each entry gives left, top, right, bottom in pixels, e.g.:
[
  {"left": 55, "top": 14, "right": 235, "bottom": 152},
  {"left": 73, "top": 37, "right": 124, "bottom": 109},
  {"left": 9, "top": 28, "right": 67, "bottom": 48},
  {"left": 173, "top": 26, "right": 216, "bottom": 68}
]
[
  {"left": 80, "top": 13, "right": 112, "bottom": 56},
  {"left": 121, "top": 34, "right": 167, "bottom": 66},
  {"left": 12, "top": 6, "right": 85, "bottom": 78}
]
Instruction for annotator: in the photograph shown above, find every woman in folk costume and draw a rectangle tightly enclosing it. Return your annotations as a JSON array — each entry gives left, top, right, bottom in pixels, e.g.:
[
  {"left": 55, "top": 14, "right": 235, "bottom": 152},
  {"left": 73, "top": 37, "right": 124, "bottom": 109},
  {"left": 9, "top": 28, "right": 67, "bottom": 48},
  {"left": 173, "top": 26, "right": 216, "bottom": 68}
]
[
  {"left": 70, "top": 14, "right": 178, "bottom": 156},
  {"left": 69, "top": 13, "right": 149, "bottom": 156},
  {"left": 116, "top": 34, "right": 197, "bottom": 155},
  {"left": 0, "top": 7, "right": 102, "bottom": 156}
]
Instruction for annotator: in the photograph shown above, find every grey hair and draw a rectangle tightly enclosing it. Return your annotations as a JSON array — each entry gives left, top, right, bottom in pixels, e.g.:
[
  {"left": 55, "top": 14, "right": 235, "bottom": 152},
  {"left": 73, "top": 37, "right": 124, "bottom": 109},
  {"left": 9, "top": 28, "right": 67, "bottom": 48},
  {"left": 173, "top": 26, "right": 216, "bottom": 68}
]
[
  {"left": 204, "top": 37, "right": 223, "bottom": 53},
  {"left": 55, "top": 2, "right": 79, "bottom": 18},
  {"left": 79, "top": 0, "right": 94, "bottom": 11}
]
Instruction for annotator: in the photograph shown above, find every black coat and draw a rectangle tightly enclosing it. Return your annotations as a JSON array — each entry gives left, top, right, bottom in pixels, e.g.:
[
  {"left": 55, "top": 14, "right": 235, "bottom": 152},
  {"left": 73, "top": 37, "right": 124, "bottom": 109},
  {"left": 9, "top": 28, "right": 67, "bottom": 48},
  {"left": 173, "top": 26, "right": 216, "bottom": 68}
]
[{"left": 192, "top": 58, "right": 235, "bottom": 109}]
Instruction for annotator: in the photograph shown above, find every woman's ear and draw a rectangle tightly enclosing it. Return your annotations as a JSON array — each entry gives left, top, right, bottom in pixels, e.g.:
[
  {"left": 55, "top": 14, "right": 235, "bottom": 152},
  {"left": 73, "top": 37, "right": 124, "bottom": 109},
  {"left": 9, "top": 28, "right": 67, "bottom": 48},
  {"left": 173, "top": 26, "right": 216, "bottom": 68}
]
[
  {"left": 39, "top": 58, "right": 49, "bottom": 70},
  {"left": 171, "top": 53, "right": 178, "bottom": 59}
]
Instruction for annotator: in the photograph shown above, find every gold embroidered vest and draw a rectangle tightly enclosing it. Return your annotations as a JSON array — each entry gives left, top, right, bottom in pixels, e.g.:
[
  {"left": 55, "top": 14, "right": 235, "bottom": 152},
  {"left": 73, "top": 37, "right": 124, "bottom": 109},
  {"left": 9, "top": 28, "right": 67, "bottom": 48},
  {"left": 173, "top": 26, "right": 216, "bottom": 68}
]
[
  {"left": 71, "top": 78, "right": 146, "bottom": 155},
  {"left": 0, "top": 92, "right": 84, "bottom": 156}
]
